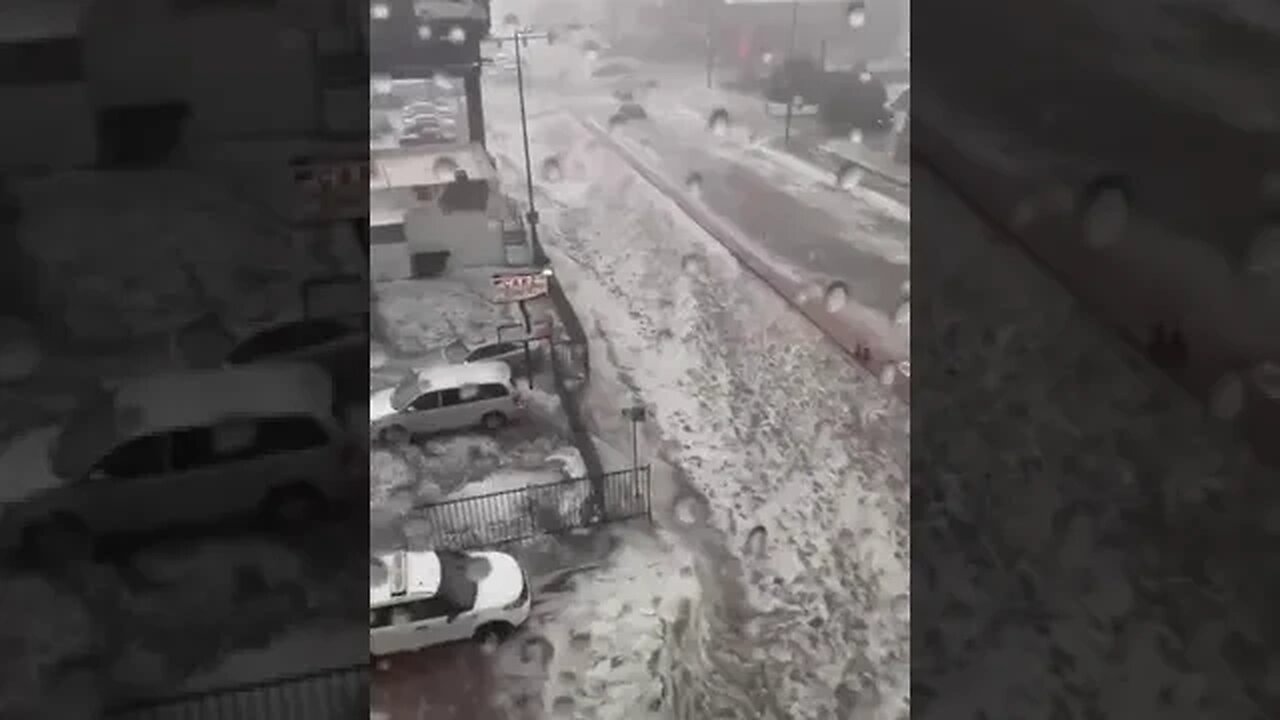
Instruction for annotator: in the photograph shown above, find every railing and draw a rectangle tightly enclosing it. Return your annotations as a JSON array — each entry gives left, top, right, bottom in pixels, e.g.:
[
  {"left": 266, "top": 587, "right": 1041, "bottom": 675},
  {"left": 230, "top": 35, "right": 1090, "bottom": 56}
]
[
  {"left": 407, "top": 466, "right": 652, "bottom": 551},
  {"left": 106, "top": 663, "right": 367, "bottom": 720}
]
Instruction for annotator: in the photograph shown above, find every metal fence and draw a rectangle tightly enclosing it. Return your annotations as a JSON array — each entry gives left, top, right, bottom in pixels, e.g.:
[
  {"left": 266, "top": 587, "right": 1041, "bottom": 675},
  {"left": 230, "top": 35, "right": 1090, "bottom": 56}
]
[
  {"left": 409, "top": 466, "right": 652, "bottom": 551},
  {"left": 106, "top": 664, "right": 367, "bottom": 720}
]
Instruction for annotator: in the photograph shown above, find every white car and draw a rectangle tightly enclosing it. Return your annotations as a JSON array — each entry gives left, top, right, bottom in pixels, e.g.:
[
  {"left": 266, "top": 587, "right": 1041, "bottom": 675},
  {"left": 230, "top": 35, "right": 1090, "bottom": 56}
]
[
  {"left": 369, "top": 361, "right": 524, "bottom": 443},
  {"left": 433, "top": 339, "right": 543, "bottom": 376},
  {"left": 0, "top": 364, "right": 361, "bottom": 560},
  {"left": 370, "top": 549, "right": 532, "bottom": 656}
]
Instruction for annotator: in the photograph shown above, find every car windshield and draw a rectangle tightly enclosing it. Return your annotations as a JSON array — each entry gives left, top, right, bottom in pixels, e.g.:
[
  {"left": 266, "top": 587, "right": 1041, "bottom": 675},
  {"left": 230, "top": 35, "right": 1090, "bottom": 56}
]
[
  {"left": 466, "top": 342, "right": 513, "bottom": 361},
  {"left": 226, "top": 319, "right": 352, "bottom": 364},
  {"left": 434, "top": 550, "right": 479, "bottom": 610},
  {"left": 389, "top": 373, "right": 421, "bottom": 411}
]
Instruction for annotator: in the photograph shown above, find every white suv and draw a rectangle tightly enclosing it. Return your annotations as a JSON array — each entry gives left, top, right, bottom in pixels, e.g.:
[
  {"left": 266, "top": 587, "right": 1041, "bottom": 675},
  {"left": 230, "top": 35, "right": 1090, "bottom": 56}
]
[
  {"left": 0, "top": 364, "right": 362, "bottom": 560},
  {"left": 370, "top": 549, "right": 532, "bottom": 656},
  {"left": 369, "top": 361, "right": 524, "bottom": 443}
]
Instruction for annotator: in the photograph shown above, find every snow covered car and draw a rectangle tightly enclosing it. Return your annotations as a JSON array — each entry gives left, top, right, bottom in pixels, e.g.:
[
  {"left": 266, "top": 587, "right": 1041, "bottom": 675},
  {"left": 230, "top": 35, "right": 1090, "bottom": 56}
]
[
  {"left": 0, "top": 364, "right": 362, "bottom": 561},
  {"left": 369, "top": 361, "right": 524, "bottom": 443},
  {"left": 434, "top": 339, "right": 544, "bottom": 376},
  {"left": 371, "top": 549, "right": 532, "bottom": 656},
  {"left": 223, "top": 314, "right": 367, "bottom": 412}
]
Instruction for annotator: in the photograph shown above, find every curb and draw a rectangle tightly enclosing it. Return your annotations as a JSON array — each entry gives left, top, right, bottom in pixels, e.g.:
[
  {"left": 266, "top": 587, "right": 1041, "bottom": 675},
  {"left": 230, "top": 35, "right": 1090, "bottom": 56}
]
[
  {"left": 579, "top": 116, "right": 909, "bottom": 402},
  {"left": 912, "top": 114, "right": 1280, "bottom": 471}
]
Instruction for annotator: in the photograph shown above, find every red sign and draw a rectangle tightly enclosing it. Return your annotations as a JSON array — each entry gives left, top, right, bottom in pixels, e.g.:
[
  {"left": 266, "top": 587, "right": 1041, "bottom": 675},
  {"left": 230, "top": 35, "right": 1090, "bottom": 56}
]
[{"left": 491, "top": 272, "right": 549, "bottom": 303}]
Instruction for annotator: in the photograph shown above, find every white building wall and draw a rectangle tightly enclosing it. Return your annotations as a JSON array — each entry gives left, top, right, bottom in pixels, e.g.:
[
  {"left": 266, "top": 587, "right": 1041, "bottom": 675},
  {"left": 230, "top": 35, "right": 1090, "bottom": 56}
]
[{"left": 404, "top": 205, "right": 507, "bottom": 267}]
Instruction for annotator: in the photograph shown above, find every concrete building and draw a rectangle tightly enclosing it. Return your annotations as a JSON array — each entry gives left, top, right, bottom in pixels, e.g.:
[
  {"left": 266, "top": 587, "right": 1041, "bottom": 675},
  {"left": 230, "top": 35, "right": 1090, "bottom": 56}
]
[{"left": 369, "top": 142, "right": 530, "bottom": 280}]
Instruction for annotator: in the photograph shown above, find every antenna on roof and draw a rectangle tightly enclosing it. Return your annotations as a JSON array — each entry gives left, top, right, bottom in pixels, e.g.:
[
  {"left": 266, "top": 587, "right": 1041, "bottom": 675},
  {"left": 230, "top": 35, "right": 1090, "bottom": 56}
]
[{"left": 390, "top": 551, "right": 407, "bottom": 596}]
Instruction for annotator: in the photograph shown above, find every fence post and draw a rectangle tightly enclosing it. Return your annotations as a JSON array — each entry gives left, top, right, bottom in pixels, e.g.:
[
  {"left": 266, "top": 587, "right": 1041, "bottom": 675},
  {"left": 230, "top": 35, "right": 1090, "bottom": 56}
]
[{"left": 645, "top": 466, "right": 653, "bottom": 521}]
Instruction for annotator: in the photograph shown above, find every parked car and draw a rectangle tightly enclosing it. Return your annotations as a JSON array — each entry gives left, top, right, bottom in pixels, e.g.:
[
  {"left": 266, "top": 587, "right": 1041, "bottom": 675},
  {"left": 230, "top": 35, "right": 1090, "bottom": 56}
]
[
  {"left": 369, "top": 361, "right": 523, "bottom": 443},
  {"left": 370, "top": 548, "right": 533, "bottom": 656},
  {"left": 223, "top": 314, "right": 367, "bottom": 413},
  {"left": 435, "top": 339, "right": 543, "bottom": 376},
  {"left": 0, "top": 364, "right": 362, "bottom": 562}
]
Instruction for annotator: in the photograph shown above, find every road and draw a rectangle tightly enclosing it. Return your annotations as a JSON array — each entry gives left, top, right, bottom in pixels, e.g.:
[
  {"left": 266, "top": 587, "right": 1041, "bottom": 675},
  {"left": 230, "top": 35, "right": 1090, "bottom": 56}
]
[
  {"left": 919, "top": 0, "right": 1279, "bottom": 244},
  {"left": 506, "top": 55, "right": 911, "bottom": 325},
  {"left": 911, "top": 3, "right": 1280, "bottom": 469},
  {"left": 482, "top": 98, "right": 910, "bottom": 719}
]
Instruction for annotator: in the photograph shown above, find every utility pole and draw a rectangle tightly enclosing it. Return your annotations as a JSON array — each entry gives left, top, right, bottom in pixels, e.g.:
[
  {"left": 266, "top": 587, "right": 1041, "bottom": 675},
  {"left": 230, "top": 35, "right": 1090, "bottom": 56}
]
[
  {"left": 704, "top": 0, "right": 717, "bottom": 89},
  {"left": 783, "top": 0, "right": 800, "bottom": 147},
  {"left": 511, "top": 29, "right": 554, "bottom": 257}
]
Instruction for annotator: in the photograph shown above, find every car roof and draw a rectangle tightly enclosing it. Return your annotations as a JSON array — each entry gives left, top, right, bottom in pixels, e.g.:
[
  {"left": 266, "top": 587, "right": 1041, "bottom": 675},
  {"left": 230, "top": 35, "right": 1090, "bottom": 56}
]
[
  {"left": 415, "top": 360, "right": 511, "bottom": 390},
  {"left": 370, "top": 550, "right": 441, "bottom": 606},
  {"left": 228, "top": 317, "right": 362, "bottom": 361},
  {"left": 52, "top": 364, "right": 334, "bottom": 479},
  {"left": 116, "top": 364, "right": 334, "bottom": 425}
]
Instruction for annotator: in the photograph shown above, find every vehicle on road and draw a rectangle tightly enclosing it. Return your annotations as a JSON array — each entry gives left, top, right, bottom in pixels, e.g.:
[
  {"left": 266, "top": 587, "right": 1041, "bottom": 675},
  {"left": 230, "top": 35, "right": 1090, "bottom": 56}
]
[
  {"left": 369, "top": 361, "right": 523, "bottom": 443},
  {"left": 370, "top": 548, "right": 532, "bottom": 656},
  {"left": 0, "top": 364, "right": 361, "bottom": 562}
]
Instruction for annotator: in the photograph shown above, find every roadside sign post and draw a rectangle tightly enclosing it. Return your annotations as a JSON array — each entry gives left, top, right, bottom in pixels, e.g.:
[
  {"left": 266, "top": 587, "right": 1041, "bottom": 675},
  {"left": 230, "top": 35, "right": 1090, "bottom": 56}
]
[
  {"left": 491, "top": 269, "right": 554, "bottom": 389},
  {"left": 517, "top": 299, "right": 534, "bottom": 389},
  {"left": 622, "top": 404, "right": 647, "bottom": 495}
]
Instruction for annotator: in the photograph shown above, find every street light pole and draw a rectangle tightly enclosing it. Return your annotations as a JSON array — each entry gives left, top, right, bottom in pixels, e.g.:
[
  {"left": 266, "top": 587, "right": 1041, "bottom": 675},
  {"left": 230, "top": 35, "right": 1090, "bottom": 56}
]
[
  {"left": 513, "top": 30, "right": 540, "bottom": 253},
  {"left": 704, "top": 0, "right": 717, "bottom": 89},
  {"left": 782, "top": 0, "right": 801, "bottom": 148}
]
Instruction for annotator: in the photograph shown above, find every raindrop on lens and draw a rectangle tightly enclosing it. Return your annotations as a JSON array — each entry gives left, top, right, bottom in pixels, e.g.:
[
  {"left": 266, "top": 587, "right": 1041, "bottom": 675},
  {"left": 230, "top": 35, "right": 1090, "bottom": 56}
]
[
  {"left": 674, "top": 496, "right": 701, "bottom": 525},
  {"left": 893, "top": 301, "right": 910, "bottom": 328},
  {"left": 432, "top": 156, "right": 459, "bottom": 181},
  {"left": 824, "top": 281, "right": 848, "bottom": 312},
  {"left": 879, "top": 364, "right": 896, "bottom": 385},
  {"left": 416, "top": 24, "right": 432, "bottom": 40},
  {"left": 849, "top": 128, "right": 864, "bottom": 144},
  {"left": 585, "top": 49, "right": 599, "bottom": 62},
  {"left": 796, "top": 282, "right": 823, "bottom": 304},
  {"left": 846, "top": 2, "right": 867, "bottom": 28},
  {"left": 835, "top": 162, "right": 863, "bottom": 190},
  {"left": 708, "top": 108, "right": 731, "bottom": 136},
  {"left": 858, "top": 71, "right": 872, "bottom": 83},
  {"left": 1079, "top": 175, "right": 1131, "bottom": 248},
  {"left": 541, "top": 156, "right": 564, "bottom": 182},
  {"left": 371, "top": 3, "right": 389, "bottom": 20},
  {"left": 1208, "top": 373, "right": 1245, "bottom": 420},
  {"left": 685, "top": 171, "right": 703, "bottom": 196}
]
